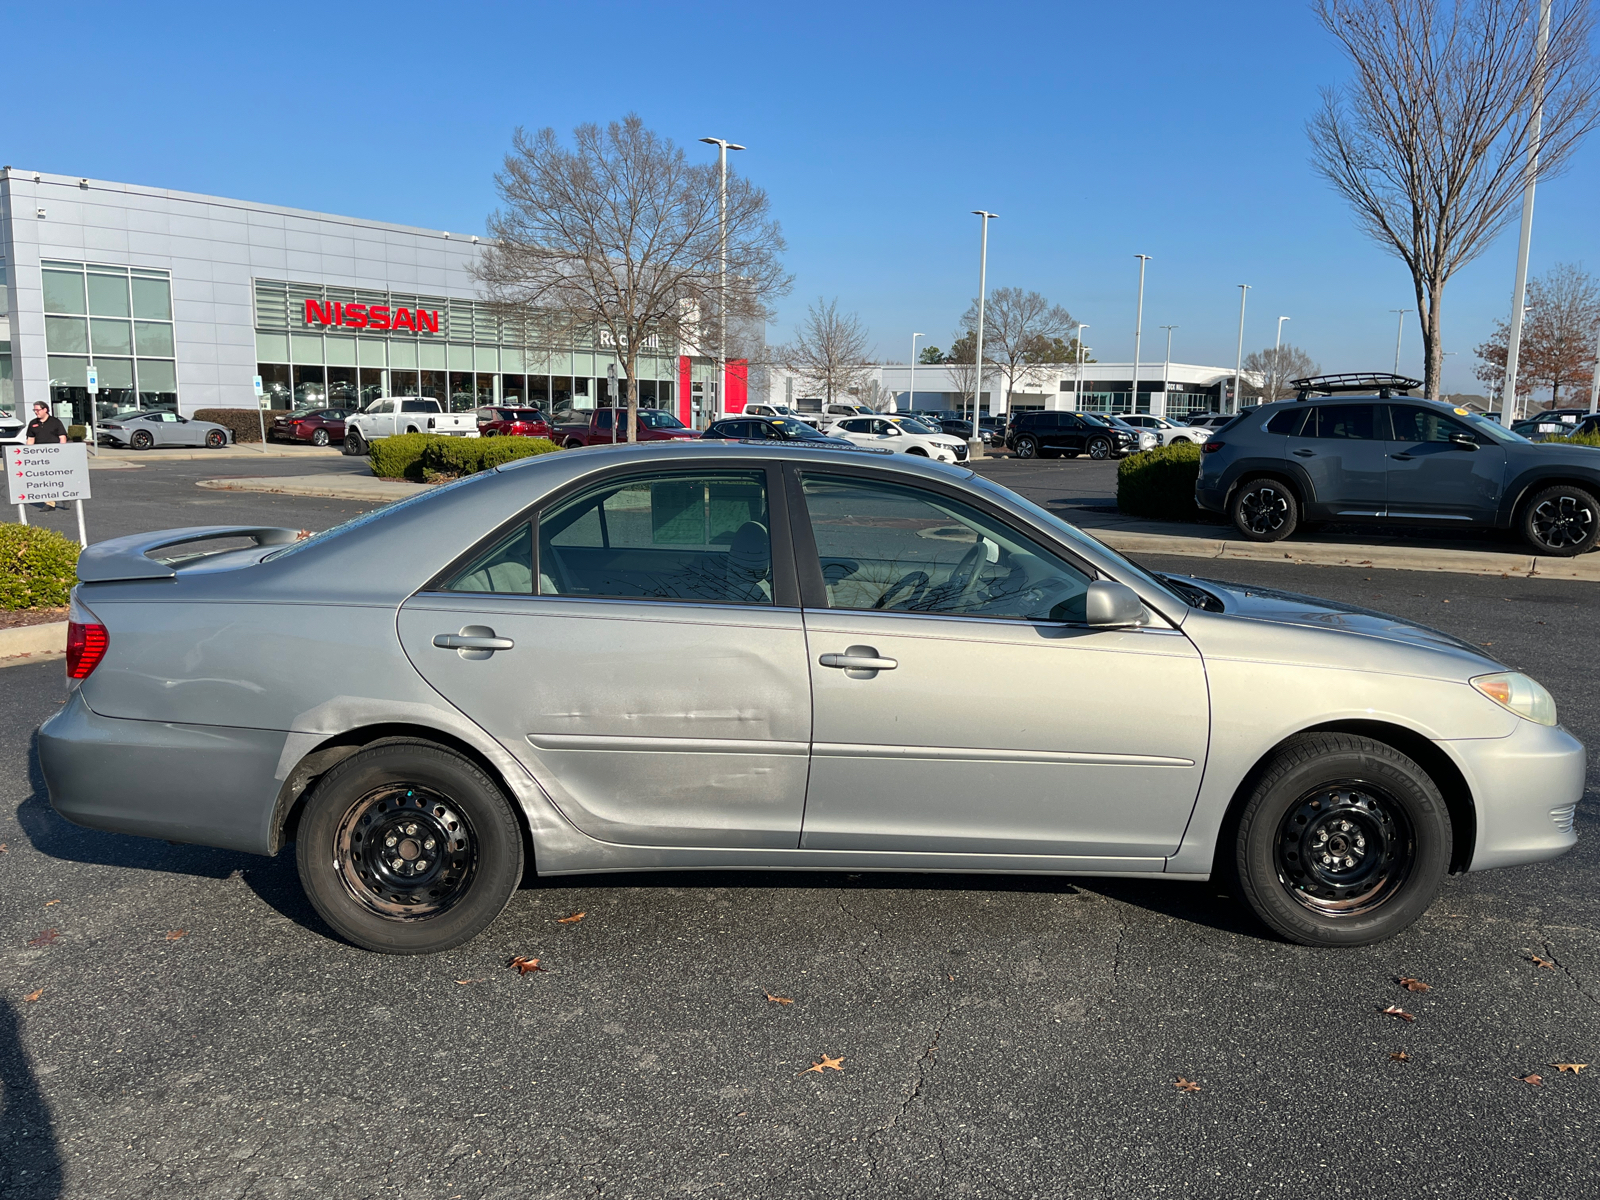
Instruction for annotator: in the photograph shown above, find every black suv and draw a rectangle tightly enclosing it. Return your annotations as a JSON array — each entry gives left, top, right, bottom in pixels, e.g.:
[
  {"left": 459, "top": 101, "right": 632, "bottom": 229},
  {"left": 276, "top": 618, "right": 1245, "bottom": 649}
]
[
  {"left": 1005, "top": 411, "right": 1138, "bottom": 459},
  {"left": 1194, "top": 374, "right": 1600, "bottom": 556}
]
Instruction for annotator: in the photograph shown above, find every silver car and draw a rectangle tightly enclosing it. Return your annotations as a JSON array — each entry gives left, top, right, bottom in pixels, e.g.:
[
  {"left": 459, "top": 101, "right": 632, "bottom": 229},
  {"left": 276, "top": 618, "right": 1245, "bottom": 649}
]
[
  {"left": 39, "top": 443, "right": 1582, "bottom": 954},
  {"left": 97, "top": 409, "right": 234, "bottom": 450}
]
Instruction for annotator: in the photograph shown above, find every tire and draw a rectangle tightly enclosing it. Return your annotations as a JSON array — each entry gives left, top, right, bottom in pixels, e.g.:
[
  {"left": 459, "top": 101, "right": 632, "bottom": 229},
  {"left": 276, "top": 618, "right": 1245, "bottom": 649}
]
[
  {"left": 1014, "top": 435, "right": 1039, "bottom": 459},
  {"left": 130, "top": 430, "right": 154, "bottom": 451},
  {"left": 295, "top": 741, "right": 524, "bottom": 955},
  {"left": 344, "top": 429, "right": 368, "bottom": 457},
  {"left": 1087, "top": 437, "right": 1112, "bottom": 460},
  {"left": 564, "top": 438, "right": 584, "bottom": 450},
  {"left": 1230, "top": 477, "right": 1299, "bottom": 541},
  {"left": 311, "top": 428, "right": 330, "bottom": 447},
  {"left": 1232, "top": 732, "right": 1450, "bottom": 947},
  {"left": 205, "top": 429, "right": 227, "bottom": 448},
  {"left": 1520, "top": 483, "right": 1600, "bottom": 557}
]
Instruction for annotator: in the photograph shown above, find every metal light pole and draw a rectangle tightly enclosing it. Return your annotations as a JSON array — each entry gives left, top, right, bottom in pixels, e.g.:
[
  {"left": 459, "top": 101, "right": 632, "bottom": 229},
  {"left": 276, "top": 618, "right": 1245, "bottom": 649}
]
[
  {"left": 700, "top": 137, "right": 745, "bottom": 429},
  {"left": 1501, "top": 0, "right": 1551, "bottom": 425},
  {"left": 1271, "top": 316, "right": 1290, "bottom": 402},
  {"left": 908, "top": 332, "right": 923, "bottom": 414},
  {"left": 1232, "top": 284, "right": 1251, "bottom": 413},
  {"left": 970, "top": 211, "right": 997, "bottom": 456},
  {"left": 1589, "top": 322, "right": 1600, "bottom": 415},
  {"left": 1073, "top": 322, "right": 1088, "bottom": 412},
  {"left": 1390, "top": 309, "right": 1411, "bottom": 375},
  {"left": 1159, "top": 325, "right": 1177, "bottom": 419},
  {"left": 1131, "top": 255, "right": 1151, "bottom": 415}
]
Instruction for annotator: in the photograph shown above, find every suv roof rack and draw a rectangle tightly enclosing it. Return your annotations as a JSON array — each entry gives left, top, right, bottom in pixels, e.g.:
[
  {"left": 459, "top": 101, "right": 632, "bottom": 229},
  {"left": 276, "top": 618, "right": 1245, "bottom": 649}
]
[{"left": 1291, "top": 372, "right": 1424, "bottom": 400}]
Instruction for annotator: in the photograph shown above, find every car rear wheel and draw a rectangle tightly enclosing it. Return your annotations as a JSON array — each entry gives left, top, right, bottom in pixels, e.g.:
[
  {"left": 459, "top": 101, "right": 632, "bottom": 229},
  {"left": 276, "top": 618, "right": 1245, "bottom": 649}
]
[
  {"left": 1087, "top": 437, "right": 1112, "bottom": 460},
  {"left": 295, "top": 741, "right": 523, "bottom": 955},
  {"left": 1014, "top": 435, "right": 1039, "bottom": 459},
  {"left": 1520, "top": 483, "right": 1599, "bottom": 557},
  {"left": 205, "top": 429, "right": 227, "bottom": 448},
  {"left": 1231, "top": 732, "right": 1450, "bottom": 947},
  {"left": 1230, "top": 478, "right": 1298, "bottom": 541},
  {"left": 311, "top": 428, "right": 331, "bottom": 446},
  {"left": 130, "top": 430, "right": 154, "bottom": 451}
]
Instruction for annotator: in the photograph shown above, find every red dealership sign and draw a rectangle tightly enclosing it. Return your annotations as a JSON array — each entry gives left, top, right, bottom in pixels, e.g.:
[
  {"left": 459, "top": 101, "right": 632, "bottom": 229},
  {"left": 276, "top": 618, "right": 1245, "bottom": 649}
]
[{"left": 303, "top": 299, "right": 439, "bottom": 334}]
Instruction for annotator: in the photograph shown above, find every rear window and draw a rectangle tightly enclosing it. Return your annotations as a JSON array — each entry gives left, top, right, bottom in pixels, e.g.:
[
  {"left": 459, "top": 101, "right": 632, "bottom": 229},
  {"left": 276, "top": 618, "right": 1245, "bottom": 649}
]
[
  {"left": 1310, "top": 404, "right": 1378, "bottom": 439},
  {"left": 1266, "top": 407, "right": 1310, "bottom": 435}
]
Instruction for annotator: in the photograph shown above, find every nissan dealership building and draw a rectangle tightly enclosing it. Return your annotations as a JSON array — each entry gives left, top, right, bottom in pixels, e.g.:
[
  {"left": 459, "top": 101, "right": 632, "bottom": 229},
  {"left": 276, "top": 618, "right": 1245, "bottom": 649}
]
[{"left": 0, "top": 168, "right": 739, "bottom": 427}]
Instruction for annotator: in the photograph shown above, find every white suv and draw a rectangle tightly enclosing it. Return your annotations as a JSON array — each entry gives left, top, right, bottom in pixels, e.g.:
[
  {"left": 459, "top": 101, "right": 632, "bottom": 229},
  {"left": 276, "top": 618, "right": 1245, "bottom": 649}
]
[
  {"left": 832, "top": 415, "right": 969, "bottom": 462},
  {"left": 1116, "top": 414, "right": 1204, "bottom": 445}
]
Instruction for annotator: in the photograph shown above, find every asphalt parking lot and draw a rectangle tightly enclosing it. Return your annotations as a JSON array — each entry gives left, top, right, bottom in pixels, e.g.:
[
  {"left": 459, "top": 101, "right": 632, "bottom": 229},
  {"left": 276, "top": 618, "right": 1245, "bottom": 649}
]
[{"left": 2, "top": 454, "right": 1597, "bottom": 1199}]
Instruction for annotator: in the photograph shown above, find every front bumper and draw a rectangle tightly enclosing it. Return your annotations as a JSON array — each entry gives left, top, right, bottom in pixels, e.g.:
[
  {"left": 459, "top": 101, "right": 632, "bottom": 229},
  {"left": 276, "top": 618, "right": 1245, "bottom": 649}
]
[{"left": 1447, "top": 718, "right": 1585, "bottom": 871}]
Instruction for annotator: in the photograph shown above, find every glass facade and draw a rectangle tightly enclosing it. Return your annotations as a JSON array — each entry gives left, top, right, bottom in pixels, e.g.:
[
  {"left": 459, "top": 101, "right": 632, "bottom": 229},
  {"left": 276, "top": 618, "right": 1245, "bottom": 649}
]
[
  {"left": 252, "top": 278, "right": 679, "bottom": 414},
  {"left": 41, "top": 260, "right": 178, "bottom": 422}
]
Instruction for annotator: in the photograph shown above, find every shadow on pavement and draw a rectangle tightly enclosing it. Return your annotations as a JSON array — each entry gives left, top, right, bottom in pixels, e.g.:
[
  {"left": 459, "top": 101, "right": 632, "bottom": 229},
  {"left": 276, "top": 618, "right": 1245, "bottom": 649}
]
[{"left": 0, "top": 996, "right": 62, "bottom": 1199}]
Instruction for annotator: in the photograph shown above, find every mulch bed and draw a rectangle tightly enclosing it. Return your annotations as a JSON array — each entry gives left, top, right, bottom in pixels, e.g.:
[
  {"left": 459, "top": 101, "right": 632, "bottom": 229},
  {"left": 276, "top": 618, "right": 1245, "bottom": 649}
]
[{"left": 0, "top": 607, "right": 69, "bottom": 630}]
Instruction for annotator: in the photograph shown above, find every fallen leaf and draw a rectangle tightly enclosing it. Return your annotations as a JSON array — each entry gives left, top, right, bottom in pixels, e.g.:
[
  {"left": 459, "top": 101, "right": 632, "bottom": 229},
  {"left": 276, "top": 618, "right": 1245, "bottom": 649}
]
[
  {"left": 165, "top": 929, "right": 186, "bottom": 941},
  {"left": 799, "top": 1054, "right": 844, "bottom": 1075},
  {"left": 0, "top": 843, "right": 8, "bottom": 853},
  {"left": 1552, "top": 1063, "right": 1588, "bottom": 1074},
  {"left": 454, "top": 978, "right": 486, "bottom": 985},
  {"left": 43, "top": 899, "right": 61, "bottom": 908},
  {"left": 1390, "top": 1051, "right": 1410, "bottom": 1062},
  {"left": 1520, "top": 1073, "right": 1543, "bottom": 1086},
  {"left": 1479, "top": 642, "right": 1494, "bottom": 647},
  {"left": 23, "top": 988, "right": 43, "bottom": 1002},
  {"left": 26, "top": 929, "right": 59, "bottom": 947},
  {"left": 764, "top": 993, "right": 794, "bottom": 1006},
  {"left": 1381, "top": 1005, "right": 1416, "bottom": 1022},
  {"left": 1398, "top": 977, "right": 1432, "bottom": 993},
  {"left": 1529, "top": 953, "right": 1558, "bottom": 970},
  {"left": 509, "top": 955, "right": 546, "bottom": 975},
  {"left": 556, "top": 912, "right": 586, "bottom": 924},
  {"left": 1174, "top": 1077, "right": 1202, "bottom": 1092}
]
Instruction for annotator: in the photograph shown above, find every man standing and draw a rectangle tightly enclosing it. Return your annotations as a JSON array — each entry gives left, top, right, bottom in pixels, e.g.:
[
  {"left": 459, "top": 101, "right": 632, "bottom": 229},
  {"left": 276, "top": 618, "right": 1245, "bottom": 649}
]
[{"left": 26, "top": 401, "right": 69, "bottom": 510}]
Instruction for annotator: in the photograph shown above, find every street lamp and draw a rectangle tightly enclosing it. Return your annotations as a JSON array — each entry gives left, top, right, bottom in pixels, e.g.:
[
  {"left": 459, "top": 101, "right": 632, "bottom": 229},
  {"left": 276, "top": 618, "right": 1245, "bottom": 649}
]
[
  {"left": 1271, "top": 316, "right": 1290, "bottom": 402},
  {"left": 1073, "top": 322, "right": 1088, "bottom": 412},
  {"left": 1390, "top": 309, "right": 1411, "bottom": 375},
  {"left": 970, "top": 210, "right": 998, "bottom": 455},
  {"left": 908, "top": 332, "right": 924, "bottom": 414},
  {"left": 1159, "top": 325, "right": 1178, "bottom": 419},
  {"left": 1131, "top": 255, "right": 1152, "bottom": 416},
  {"left": 700, "top": 137, "right": 745, "bottom": 429},
  {"left": 1233, "top": 284, "right": 1251, "bottom": 413},
  {"left": 1501, "top": 0, "right": 1553, "bottom": 424},
  {"left": 1589, "top": 322, "right": 1600, "bottom": 415}
]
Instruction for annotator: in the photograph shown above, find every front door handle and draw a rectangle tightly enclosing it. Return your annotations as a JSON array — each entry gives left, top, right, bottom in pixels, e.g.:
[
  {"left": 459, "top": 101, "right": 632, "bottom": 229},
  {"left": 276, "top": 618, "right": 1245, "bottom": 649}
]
[
  {"left": 1293, "top": 448, "right": 1316, "bottom": 457},
  {"left": 1390, "top": 453, "right": 1414, "bottom": 461},
  {"left": 434, "top": 625, "right": 514, "bottom": 660},
  {"left": 819, "top": 645, "right": 897, "bottom": 678}
]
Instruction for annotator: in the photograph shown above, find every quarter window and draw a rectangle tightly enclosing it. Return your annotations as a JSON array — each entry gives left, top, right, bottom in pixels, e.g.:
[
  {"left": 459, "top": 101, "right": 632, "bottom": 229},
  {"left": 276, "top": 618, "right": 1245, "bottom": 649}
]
[{"left": 799, "top": 474, "right": 1092, "bottom": 622}]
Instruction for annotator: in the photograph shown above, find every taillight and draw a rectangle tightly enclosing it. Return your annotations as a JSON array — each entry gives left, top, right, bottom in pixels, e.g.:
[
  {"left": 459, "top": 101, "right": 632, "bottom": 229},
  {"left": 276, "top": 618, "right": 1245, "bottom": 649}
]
[
  {"left": 1203, "top": 441, "right": 1224, "bottom": 453},
  {"left": 67, "top": 621, "right": 110, "bottom": 680}
]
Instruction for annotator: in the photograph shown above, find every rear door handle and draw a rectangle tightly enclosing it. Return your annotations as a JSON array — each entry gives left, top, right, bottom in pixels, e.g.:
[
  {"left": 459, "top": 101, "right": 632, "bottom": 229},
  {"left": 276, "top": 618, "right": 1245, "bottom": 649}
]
[
  {"left": 433, "top": 626, "right": 514, "bottom": 659},
  {"left": 1293, "top": 448, "right": 1315, "bottom": 457}
]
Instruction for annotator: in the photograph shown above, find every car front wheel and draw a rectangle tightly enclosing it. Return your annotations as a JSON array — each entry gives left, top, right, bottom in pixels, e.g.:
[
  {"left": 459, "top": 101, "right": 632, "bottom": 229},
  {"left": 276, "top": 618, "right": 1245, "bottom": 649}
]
[
  {"left": 1087, "top": 437, "right": 1112, "bottom": 460},
  {"left": 205, "top": 430, "right": 227, "bottom": 448},
  {"left": 344, "top": 429, "right": 367, "bottom": 456},
  {"left": 1230, "top": 478, "right": 1298, "bottom": 541},
  {"left": 1520, "top": 484, "right": 1599, "bottom": 556},
  {"left": 1231, "top": 732, "right": 1450, "bottom": 947},
  {"left": 295, "top": 741, "right": 524, "bottom": 954}
]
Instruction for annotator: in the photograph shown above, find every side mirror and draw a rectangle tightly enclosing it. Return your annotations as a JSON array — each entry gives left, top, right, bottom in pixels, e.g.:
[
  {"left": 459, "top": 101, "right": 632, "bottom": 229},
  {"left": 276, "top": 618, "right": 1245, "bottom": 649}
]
[
  {"left": 1084, "top": 580, "right": 1146, "bottom": 627},
  {"left": 1448, "top": 433, "right": 1479, "bottom": 451}
]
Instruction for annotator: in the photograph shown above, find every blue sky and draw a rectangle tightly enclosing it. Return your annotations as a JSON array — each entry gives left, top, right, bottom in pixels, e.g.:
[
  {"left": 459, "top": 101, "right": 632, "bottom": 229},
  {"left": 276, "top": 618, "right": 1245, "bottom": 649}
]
[{"left": 9, "top": 0, "right": 1597, "bottom": 393}]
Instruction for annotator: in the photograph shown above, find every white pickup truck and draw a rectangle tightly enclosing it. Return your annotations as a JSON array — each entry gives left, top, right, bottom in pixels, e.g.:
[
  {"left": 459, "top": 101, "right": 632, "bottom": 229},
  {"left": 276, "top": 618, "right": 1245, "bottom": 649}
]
[{"left": 344, "top": 397, "right": 478, "bottom": 454}]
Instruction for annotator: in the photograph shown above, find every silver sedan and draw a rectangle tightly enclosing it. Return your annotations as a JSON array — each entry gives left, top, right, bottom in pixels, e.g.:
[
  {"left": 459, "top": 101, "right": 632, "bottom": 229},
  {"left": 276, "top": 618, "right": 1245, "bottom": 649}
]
[{"left": 39, "top": 443, "right": 1582, "bottom": 954}]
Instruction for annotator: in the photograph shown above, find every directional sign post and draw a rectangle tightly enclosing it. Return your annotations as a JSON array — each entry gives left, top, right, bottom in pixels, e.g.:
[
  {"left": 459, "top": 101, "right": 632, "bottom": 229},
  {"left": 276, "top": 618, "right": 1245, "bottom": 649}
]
[
  {"left": 254, "top": 375, "right": 268, "bottom": 453},
  {"left": 6, "top": 442, "right": 92, "bottom": 546},
  {"left": 85, "top": 364, "right": 100, "bottom": 456}
]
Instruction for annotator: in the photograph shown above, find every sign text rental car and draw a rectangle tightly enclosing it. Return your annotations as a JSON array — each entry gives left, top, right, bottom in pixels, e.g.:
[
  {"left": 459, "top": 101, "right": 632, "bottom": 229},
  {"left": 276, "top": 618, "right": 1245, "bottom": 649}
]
[{"left": 5, "top": 443, "right": 91, "bottom": 506}]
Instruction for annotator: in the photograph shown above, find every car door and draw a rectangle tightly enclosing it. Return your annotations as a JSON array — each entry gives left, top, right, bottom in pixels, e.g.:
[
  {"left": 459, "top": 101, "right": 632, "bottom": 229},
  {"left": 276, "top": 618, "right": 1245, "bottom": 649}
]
[
  {"left": 1384, "top": 404, "right": 1508, "bottom": 522},
  {"left": 1056, "top": 414, "right": 1089, "bottom": 454},
  {"left": 397, "top": 464, "right": 812, "bottom": 849},
  {"left": 1285, "top": 403, "right": 1389, "bottom": 517},
  {"left": 791, "top": 467, "right": 1209, "bottom": 860}
]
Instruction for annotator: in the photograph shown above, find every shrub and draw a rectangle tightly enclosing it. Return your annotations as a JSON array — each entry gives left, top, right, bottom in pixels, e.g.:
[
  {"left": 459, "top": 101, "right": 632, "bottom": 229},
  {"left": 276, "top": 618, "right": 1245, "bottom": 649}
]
[
  {"left": 68, "top": 424, "right": 89, "bottom": 442},
  {"left": 0, "top": 524, "right": 80, "bottom": 609},
  {"left": 1117, "top": 441, "right": 1203, "bottom": 521},
  {"left": 192, "top": 408, "right": 264, "bottom": 443},
  {"left": 1553, "top": 429, "right": 1600, "bottom": 448},
  {"left": 369, "top": 433, "right": 561, "bottom": 481}
]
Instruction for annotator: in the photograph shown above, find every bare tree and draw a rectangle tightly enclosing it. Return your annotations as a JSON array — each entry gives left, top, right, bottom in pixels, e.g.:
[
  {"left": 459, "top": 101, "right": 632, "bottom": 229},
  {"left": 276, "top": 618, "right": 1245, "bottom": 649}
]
[
  {"left": 1308, "top": 0, "right": 1600, "bottom": 400},
  {"left": 959, "top": 288, "right": 1074, "bottom": 409},
  {"left": 777, "top": 298, "right": 875, "bottom": 405},
  {"left": 474, "top": 115, "right": 790, "bottom": 440},
  {"left": 1242, "top": 344, "right": 1321, "bottom": 401},
  {"left": 943, "top": 330, "right": 994, "bottom": 415},
  {"left": 1475, "top": 261, "right": 1600, "bottom": 408}
]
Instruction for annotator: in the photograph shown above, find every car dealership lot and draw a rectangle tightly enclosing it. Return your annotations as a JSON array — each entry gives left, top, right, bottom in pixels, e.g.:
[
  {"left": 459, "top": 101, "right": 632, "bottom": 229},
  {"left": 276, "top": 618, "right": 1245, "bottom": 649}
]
[{"left": 3, "top": 465, "right": 1598, "bottom": 1198}]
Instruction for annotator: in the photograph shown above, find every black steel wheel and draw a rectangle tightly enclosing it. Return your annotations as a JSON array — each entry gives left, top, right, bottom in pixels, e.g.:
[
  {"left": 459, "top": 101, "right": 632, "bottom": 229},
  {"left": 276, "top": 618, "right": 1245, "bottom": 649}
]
[
  {"left": 1087, "top": 437, "right": 1112, "bottom": 460},
  {"left": 1231, "top": 733, "right": 1450, "bottom": 947},
  {"left": 343, "top": 429, "right": 367, "bottom": 457},
  {"left": 1015, "top": 435, "right": 1039, "bottom": 459},
  {"left": 130, "top": 429, "right": 154, "bottom": 450},
  {"left": 205, "top": 429, "right": 227, "bottom": 448},
  {"left": 1521, "top": 484, "right": 1599, "bottom": 557},
  {"left": 311, "top": 427, "right": 331, "bottom": 446},
  {"left": 1230, "top": 478, "right": 1299, "bottom": 542},
  {"left": 295, "top": 740, "right": 523, "bottom": 954}
]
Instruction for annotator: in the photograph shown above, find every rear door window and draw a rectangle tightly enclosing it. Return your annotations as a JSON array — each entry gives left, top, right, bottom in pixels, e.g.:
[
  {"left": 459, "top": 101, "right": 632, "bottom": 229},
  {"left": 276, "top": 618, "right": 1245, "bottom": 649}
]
[{"left": 1310, "top": 404, "right": 1380, "bottom": 439}]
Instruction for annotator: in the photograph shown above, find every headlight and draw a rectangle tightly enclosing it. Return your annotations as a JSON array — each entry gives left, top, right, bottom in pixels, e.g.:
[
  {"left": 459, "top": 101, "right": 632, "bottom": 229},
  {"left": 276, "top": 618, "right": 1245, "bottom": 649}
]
[{"left": 1471, "top": 672, "right": 1558, "bottom": 726}]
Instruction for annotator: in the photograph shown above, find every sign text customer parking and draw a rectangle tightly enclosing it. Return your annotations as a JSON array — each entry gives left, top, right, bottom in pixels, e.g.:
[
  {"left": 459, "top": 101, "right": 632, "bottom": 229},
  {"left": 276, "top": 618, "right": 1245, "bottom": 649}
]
[{"left": 6, "top": 443, "right": 92, "bottom": 506}]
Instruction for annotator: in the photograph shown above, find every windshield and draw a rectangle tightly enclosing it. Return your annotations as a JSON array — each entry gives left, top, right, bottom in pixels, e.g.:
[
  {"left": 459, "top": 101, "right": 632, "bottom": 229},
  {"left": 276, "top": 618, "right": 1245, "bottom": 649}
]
[
  {"left": 897, "top": 417, "right": 940, "bottom": 434},
  {"left": 1081, "top": 414, "right": 1112, "bottom": 428},
  {"left": 774, "top": 417, "right": 818, "bottom": 437},
  {"left": 639, "top": 410, "right": 687, "bottom": 429},
  {"left": 1459, "top": 410, "right": 1532, "bottom": 444}
]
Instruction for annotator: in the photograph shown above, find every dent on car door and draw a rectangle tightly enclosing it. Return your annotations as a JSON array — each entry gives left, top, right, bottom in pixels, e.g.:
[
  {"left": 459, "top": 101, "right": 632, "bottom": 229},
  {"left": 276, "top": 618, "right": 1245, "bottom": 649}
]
[
  {"left": 1385, "top": 405, "right": 1506, "bottom": 521},
  {"left": 397, "top": 465, "right": 812, "bottom": 849},
  {"left": 790, "top": 468, "right": 1208, "bottom": 861}
]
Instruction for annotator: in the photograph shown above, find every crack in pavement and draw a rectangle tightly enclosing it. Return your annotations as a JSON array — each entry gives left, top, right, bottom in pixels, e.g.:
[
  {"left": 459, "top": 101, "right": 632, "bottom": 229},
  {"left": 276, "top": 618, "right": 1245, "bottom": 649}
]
[{"left": 1541, "top": 938, "right": 1600, "bottom": 1010}]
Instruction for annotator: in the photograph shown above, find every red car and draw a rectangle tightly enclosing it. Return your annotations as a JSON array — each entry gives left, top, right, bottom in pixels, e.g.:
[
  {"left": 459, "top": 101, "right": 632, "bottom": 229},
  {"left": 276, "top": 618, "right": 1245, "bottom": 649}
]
[
  {"left": 271, "top": 407, "right": 353, "bottom": 446},
  {"left": 561, "top": 407, "right": 700, "bottom": 447},
  {"left": 476, "top": 406, "right": 556, "bottom": 439}
]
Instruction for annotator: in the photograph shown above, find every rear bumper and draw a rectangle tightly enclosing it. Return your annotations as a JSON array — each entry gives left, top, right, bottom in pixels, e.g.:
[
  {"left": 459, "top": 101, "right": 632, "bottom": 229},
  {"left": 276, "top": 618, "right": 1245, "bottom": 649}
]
[
  {"left": 38, "top": 691, "right": 287, "bottom": 856},
  {"left": 1195, "top": 481, "right": 1228, "bottom": 514},
  {"left": 1448, "top": 719, "right": 1585, "bottom": 871}
]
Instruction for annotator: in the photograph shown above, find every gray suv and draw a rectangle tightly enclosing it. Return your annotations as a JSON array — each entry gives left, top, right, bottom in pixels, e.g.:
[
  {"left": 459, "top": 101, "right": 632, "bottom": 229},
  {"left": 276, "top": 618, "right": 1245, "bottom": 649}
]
[{"left": 1195, "top": 381, "right": 1600, "bottom": 556}]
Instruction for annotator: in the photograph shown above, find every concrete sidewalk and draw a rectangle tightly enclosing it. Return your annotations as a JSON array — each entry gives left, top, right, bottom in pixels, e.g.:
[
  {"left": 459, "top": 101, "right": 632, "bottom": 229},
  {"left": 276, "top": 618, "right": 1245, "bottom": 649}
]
[
  {"left": 91, "top": 444, "right": 342, "bottom": 465},
  {"left": 196, "top": 473, "right": 423, "bottom": 503}
]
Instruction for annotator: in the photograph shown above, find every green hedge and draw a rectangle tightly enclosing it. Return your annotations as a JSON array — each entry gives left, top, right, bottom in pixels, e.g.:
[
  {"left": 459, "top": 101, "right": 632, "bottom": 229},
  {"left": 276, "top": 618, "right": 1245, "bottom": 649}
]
[
  {"left": 369, "top": 433, "right": 562, "bottom": 481},
  {"left": 192, "top": 408, "right": 262, "bottom": 443},
  {"left": 1553, "top": 429, "right": 1600, "bottom": 448},
  {"left": 1117, "top": 441, "right": 1203, "bottom": 522},
  {"left": 0, "top": 524, "right": 80, "bottom": 610}
]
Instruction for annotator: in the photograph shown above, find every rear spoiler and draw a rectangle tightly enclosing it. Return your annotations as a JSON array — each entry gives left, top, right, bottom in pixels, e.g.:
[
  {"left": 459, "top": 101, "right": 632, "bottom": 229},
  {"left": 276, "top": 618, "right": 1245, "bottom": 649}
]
[{"left": 76, "top": 526, "right": 303, "bottom": 582}]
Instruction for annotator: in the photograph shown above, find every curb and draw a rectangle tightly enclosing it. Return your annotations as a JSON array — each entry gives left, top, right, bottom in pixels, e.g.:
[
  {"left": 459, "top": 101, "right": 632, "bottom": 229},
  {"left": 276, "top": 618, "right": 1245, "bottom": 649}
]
[
  {"left": 197, "top": 475, "right": 425, "bottom": 503},
  {"left": 93, "top": 446, "right": 343, "bottom": 463},
  {"left": 0, "top": 621, "right": 67, "bottom": 664}
]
